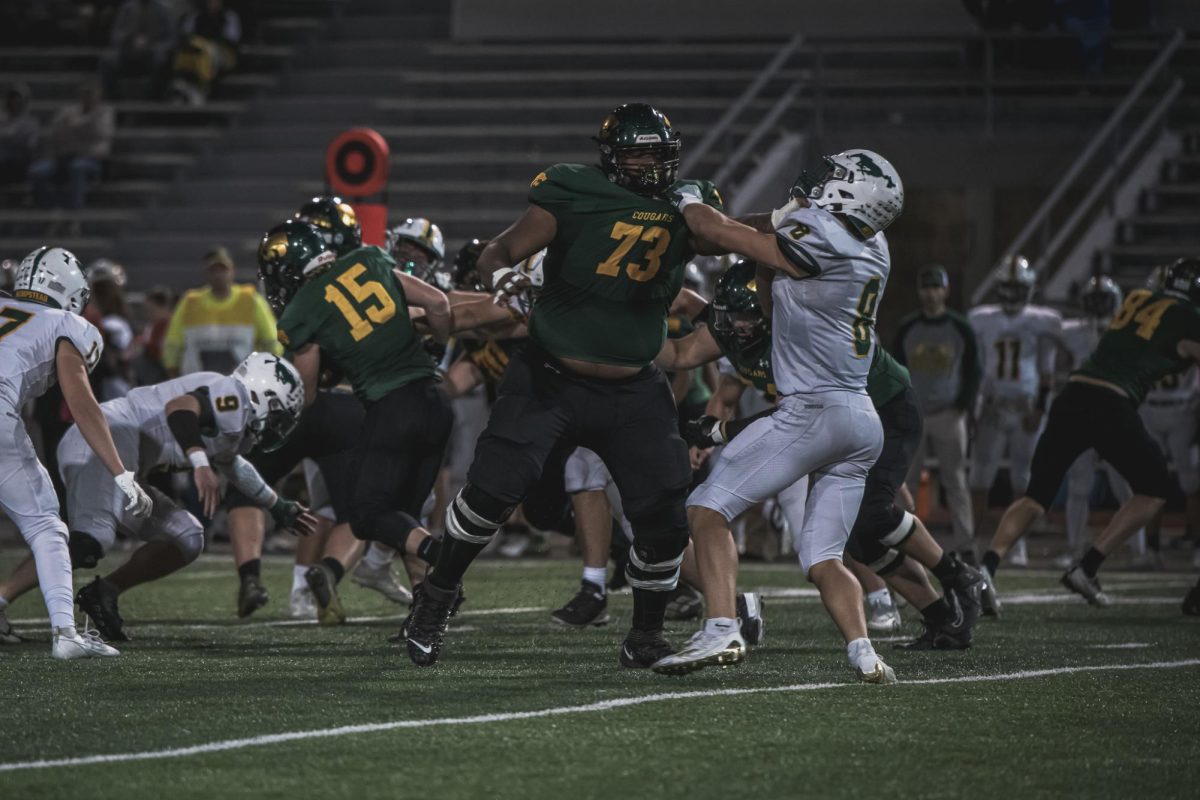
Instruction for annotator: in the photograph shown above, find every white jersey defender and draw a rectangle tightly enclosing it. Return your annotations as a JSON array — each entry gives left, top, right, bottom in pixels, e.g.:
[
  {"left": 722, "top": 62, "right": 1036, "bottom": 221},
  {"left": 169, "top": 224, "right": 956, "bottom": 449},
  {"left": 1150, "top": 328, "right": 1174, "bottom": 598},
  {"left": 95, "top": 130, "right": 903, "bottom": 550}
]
[{"left": 689, "top": 201, "right": 889, "bottom": 573}]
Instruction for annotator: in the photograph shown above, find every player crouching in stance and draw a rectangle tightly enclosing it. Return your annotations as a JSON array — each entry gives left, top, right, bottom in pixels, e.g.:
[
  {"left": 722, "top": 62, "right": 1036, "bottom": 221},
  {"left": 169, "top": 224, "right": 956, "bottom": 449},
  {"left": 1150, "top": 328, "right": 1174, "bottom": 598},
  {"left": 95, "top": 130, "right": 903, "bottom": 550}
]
[
  {"left": 653, "top": 151, "right": 904, "bottom": 682},
  {"left": 982, "top": 259, "right": 1200, "bottom": 608},
  {"left": 62, "top": 353, "right": 316, "bottom": 641},
  {"left": 0, "top": 247, "right": 152, "bottom": 658}
]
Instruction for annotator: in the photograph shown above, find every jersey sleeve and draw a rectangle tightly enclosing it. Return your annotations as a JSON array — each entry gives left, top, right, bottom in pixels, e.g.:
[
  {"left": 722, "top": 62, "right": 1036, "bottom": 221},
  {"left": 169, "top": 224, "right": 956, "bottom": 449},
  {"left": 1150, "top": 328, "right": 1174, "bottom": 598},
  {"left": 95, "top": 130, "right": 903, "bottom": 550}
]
[
  {"left": 203, "top": 376, "right": 253, "bottom": 447},
  {"left": 60, "top": 314, "right": 104, "bottom": 373},
  {"left": 528, "top": 164, "right": 580, "bottom": 220},
  {"left": 772, "top": 206, "right": 837, "bottom": 277},
  {"left": 276, "top": 301, "right": 315, "bottom": 352}
]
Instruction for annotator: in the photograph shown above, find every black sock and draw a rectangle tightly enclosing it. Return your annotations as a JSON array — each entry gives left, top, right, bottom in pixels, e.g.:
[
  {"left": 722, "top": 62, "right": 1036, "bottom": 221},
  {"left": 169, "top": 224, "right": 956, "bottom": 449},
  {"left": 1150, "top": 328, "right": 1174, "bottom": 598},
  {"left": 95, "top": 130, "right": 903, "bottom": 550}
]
[
  {"left": 427, "top": 537, "right": 487, "bottom": 591},
  {"left": 630, "top": 587, "right": 671, "bottom": 632},
  {"left": 237, "top": 559, "right": 261, "bottom": 580},
  {"left": 1080, "top": 547, "right": 1106, "bottom": 578},
  {"left": 931, "top": 553, "right": 961, "bottom": 584},
  {"left": 416, "top": 535, "right": 441, "bottom": 565},
  {"left": 920, "top": 596, "right": 955, "bottom": 625},
  {"left": 321, "top": 557, "right": 345, "bottom": 584},
  {"left": 981, "top": 550, "right": 1001, "bottom": 577}
]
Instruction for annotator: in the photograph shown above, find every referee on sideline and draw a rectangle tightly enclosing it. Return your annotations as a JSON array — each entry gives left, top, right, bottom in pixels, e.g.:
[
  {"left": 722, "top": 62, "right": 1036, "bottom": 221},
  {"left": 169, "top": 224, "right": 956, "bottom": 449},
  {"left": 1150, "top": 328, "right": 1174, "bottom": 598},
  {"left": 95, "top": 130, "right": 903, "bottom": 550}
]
[{"left": 894, "top": 264, "right": 982, "bottom": 562}]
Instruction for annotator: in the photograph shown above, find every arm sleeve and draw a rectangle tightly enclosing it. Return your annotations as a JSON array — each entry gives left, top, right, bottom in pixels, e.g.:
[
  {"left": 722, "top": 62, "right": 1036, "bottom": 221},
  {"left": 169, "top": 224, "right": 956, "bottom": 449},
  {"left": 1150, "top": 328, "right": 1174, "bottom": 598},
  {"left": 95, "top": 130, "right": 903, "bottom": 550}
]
[
  {"left": 161, "top": 298, "right": 188, "bottom": 372},
  {"left": 218, "top": 456, "right": 277, "bottom": 508},
  {"left": 252, "top": 292, "right": 283, "bottom": 355},
  {"left": 954, "top": 314, "right": 982, "bottom": 411}
]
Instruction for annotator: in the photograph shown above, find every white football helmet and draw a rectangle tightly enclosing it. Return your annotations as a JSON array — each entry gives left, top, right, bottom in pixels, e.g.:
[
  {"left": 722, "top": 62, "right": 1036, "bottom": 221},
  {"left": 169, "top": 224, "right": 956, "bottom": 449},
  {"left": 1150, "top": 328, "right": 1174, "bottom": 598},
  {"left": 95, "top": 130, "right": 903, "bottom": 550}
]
[
  {"left": 86, "top": 258, "right": 127, "bottom": 288},
  {"left": 14, "top": 246, "right": 90, "bottom": 313},
  {"left": 1079, "top": 275, "right": 1123, "bottom": 321},
  {"left": 993, "top": 254, "right": 1036, "bottom": 314},
  {"left": 388, "top": 218, "right": 445, "bottom": 264},
  {"left": 798, "top": 149, "right": 904, "bottom": 238},
  {"left": 232, "top": 352, "right": 305, "bottom": 453}
]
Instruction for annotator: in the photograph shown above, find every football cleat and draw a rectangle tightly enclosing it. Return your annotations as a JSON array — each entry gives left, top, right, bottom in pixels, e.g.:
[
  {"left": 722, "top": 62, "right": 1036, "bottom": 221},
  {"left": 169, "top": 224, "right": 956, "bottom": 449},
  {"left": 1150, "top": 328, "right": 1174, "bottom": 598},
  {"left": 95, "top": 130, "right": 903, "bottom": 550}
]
[
  {"left": 664, "top": 581, "right": 704, "bottom": 621},
  {"left": 288, "top": 586, "right": 317, "bottom": 620},
  {"left": 943, "top": 556, "right": 984, "bottom": 634},
  {"left": 896, "top": 617, "right": 972, "bottom": 651},
  {"left": 305, "top": 564, "right": 347, "bottom": 625},
  {"left": 402, "top": 580, "right": 461, "bottom": 667},
  {"left": 979, "top": 566, "right": 1002, "bottom": 618},
  {"left": 857, "top": 657, "right": 898, "bottom": 685},
  {"left": 51, "top": 627, "right": 119, "bottom": 660},
  {"left": 75, "top": 576, "right": 128, "bottom": 642},
  {"left": 351, "top": 561, "right": 413, "bottom": 606},
  {"left": 736, "top": 592, "right": 766, "bottom": 646},
  {"left": 651, "top": 626, "right": 746, "bottom": 675},
  {"left": 237, "top": 574, "right": 269, "bottom": 619},
  {"left": 866, "top": 591, "right": 902, "bottom": 633},
  {"left": 1061, "top": 566, "right": 1111, "bottom": 607},
  {"left": 618, "top": 630, "right": 675, "bottom": 669},
  {"left": 1182, "top": 582, "right": 1200, "bottom": 616},
  {"left": 0, "top": 609, "right": 26, "bottom": 645},
  {"left": 550, "top": 581, "right": 609, "bottom": 628}
]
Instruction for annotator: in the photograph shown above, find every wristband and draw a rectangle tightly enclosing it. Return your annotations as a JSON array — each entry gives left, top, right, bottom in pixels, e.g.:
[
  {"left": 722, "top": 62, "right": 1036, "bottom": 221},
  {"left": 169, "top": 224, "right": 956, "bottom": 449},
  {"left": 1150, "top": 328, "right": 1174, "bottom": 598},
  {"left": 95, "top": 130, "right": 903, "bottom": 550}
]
[
  {"left": 709, "top": 420, "right": 726, "bottom": 445},
  {"left": 188, "top": 450, "right": 210, "bottom": 470}
]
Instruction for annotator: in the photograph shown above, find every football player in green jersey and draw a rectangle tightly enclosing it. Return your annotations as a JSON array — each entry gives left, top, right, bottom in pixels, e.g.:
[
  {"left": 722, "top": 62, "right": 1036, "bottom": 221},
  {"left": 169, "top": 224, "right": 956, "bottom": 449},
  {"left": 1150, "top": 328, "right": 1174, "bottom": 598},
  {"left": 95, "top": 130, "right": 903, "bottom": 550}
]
[
  {"left": 403, "top": 103, "right": 727, "bottom": 669},
  {"left": 660, "top": 261, "right": 985, "bottom": 651},
  {"left": 984, "top": 258, "right": 1200, "bottom": 608},
  {"left": 260, "top": 219, "right": 453, "bottom": 626}
]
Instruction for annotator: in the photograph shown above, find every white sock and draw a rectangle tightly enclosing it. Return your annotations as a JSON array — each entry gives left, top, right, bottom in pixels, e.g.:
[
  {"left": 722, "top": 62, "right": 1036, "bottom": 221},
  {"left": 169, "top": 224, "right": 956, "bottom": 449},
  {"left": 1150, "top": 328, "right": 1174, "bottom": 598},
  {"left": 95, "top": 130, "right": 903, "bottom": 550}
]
[
  {"left": 362, "top": 543, "right": 395, "bottom": 571},
  {"left": 28, "top": 525, "right": 76, "bottom": 630},
  {"left": 866, "top": 588, "right": 892, "bottom": 605},
  {"left": 582, "top": 566, "right": 607, "bottom": 592},
  {"left": 847, "top": 636, "right": 879, "bottom": 672},
  {"left": 291, "top": 565, "right": 308, "bottom": 592},
  {"left": 704, "top": 617, "right": 738, "bottom": 636}
]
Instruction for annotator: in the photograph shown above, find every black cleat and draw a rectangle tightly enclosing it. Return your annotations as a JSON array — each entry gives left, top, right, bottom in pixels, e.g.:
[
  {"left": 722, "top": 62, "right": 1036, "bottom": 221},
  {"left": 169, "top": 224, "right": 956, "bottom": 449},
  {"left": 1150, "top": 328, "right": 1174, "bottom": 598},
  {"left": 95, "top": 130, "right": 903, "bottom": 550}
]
[
  {"left": 736, "top": 591, "right": 766, "bottom": 646},
  {"left": 942, "top": 555, "right": 984, "bottom": 633},
  {"left": 75, "top": 576, "right": 128, "bottom": 642},
  {"left": 895, "top": 620, "right": 972, "bottom": 651},
  {"left": 664, "top": 581, "right": 704, "bottom": 621},
  {"left": 979, "top": 567, "right": 1001, "bottom": 618},
  {"left": 1183, "top": 583, "right": 1200, "bottom": 617},
  {"left": 550, "top": 581, "right": 609, "bottom": 628},
  {"left": 305, "top": 564, "right": 346, "bottom": 625},
  {"left": 237, "top": 574, "right": 269, "bottom": 619},
  {"left": 402, "top": 580, "right": 460, "bottom": 667},
  {"left": 619, "top": 630, "right": 675, "bottom": 669}
]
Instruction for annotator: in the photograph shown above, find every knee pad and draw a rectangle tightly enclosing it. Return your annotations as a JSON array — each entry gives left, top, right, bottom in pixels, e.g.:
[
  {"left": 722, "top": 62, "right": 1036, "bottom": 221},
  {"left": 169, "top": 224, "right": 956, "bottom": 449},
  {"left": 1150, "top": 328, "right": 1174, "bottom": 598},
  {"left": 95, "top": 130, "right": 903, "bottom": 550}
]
[
  {"left": 172, "top": 526, "right": 205, "bottom": 564},
  {"left": 68, "top": 530, "right": 105, "bottom": 570},
  {"left": 625, "top": 499, "right": 690, "bottom": 593},
  {"left": 446, "top": 483, "right": 515, "bottom": 545},
  {"left": 854, "top": 500, "right": 916, "bottom": 550}
]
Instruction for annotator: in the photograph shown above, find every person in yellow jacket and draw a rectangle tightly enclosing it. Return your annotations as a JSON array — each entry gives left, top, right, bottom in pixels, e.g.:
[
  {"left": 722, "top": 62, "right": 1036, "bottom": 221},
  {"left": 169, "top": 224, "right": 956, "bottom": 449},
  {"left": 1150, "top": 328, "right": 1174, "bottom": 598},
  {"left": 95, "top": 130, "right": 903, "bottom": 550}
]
[{"left": 163, "top": 246, "right": 281, "bottom": 376}]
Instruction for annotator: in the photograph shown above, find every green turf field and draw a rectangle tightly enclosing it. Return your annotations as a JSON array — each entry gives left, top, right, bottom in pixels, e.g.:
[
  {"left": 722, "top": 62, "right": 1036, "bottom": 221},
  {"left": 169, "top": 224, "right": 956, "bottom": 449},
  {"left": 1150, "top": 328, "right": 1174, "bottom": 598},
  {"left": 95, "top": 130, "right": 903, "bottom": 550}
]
[{"left": 1, "top": 553, "right": 1198, "bottom": 799}]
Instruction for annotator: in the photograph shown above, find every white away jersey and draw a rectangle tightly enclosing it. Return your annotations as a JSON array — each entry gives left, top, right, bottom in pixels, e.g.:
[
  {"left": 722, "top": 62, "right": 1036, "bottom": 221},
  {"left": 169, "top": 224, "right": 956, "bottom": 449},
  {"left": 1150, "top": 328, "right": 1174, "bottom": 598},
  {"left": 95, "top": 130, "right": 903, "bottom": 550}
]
[
  {"left": 100, "top": 372, "right": 255, "bottom": 474},
  {"left": 770, "top": 204, "right": 891, "bottom": 395},
  {"left": 969, "top": 304, "right": 1062, "bottom": 400},
  {"left": 0, "top": 297, "right": 102, "bottom": 408},
  {"left": 1059, "top": 317, "right": 1104, "bottom": 370}
]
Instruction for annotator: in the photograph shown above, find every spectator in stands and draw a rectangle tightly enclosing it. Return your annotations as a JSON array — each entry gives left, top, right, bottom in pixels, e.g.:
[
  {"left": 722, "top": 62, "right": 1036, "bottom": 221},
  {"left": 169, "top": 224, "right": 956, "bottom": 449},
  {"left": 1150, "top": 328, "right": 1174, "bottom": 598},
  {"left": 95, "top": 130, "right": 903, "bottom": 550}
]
[
  {"left": 27, "top": 79, "right": 114, "bottom": 217},
  {"left": 134, "top": 285, "right": 176, "bottom": 385},
  {"left": 894, "top": 264, "right": 983, "bottom": 562},
  {"left": 163, "top": 246, "right": 280, "bottom": 376},
  {"left": 169, "top": 0, "right": 242, "bottom": 106},
  {"left": 0, "top": 84, "right": 39, "bottom": 185},
  {"left": 100, "top": 0, "right": 178, "bottom": 100}
]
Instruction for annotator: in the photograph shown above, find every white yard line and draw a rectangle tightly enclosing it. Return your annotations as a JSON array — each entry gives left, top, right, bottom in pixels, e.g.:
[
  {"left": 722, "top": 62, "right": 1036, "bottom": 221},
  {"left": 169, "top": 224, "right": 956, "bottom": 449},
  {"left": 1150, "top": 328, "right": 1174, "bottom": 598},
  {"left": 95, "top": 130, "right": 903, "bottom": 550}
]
[{"left": 1, "top": 658, "right": 1196, "bottom": 773}]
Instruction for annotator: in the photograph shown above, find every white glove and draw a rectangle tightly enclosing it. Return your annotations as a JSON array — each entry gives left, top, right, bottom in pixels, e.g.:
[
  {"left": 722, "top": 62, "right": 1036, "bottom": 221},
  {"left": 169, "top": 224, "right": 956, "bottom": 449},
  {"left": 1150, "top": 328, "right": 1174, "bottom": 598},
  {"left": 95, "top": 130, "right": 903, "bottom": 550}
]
[
  {"left": 771, "top": 197, "right": 802, "bottom": 229},
  {"left": 668, "top": 182, "right": 704, "bottom": 211},
  {"left": 490, "top": 267, "right": 532, "bottom": 306},
  {"left": 115, "top": 471, "right": 153, "bottom": 519}
]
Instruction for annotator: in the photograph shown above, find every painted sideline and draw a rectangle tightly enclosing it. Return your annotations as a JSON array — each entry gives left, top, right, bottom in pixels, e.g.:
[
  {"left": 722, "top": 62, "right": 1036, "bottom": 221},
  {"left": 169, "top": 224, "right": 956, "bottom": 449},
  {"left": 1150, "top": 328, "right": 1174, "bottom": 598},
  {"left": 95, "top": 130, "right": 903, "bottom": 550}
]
[{"left": 1, "top": 658, "right": 1196, "bottom": 773}]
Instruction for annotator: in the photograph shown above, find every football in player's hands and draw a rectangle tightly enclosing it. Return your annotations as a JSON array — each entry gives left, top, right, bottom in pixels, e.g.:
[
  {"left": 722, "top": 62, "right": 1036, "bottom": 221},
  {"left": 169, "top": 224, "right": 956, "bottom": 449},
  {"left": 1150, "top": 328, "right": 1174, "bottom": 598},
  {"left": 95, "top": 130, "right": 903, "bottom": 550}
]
[{"left": 668, "top": 182, "right": 704, "bottom": 212}]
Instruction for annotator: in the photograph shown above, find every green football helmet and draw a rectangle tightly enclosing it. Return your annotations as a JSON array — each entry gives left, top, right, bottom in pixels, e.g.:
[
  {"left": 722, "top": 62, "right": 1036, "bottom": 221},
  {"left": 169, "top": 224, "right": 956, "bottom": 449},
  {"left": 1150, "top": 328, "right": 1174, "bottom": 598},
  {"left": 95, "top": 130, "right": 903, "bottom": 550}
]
[
  {"left": 257, "top": 219, "right": 335, "bottom": 314},
  {"left": 711, "top": 260, "right": 769, "bottom": 354},
  {"left": 595, "top": 102, "right": 681, "bottom": 197},
  {"left": 1163, "top": 257, "right": 1200, "bottom": 306},
  {"left": 295, "top": 196, "right": 361, "bottom": 256}
]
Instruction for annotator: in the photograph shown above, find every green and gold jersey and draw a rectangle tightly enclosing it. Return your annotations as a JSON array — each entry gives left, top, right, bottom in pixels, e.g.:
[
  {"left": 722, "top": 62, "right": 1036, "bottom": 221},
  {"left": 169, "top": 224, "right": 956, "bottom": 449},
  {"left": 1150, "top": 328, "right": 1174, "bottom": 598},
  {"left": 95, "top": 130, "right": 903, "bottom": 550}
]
[
  {"left": 276, "top": 245, "right": 435, "bottom": 402},
  {"left": 1075, "top": 289, "right": 1200, "bottom": 405},
  {"left": 526, "top": 163, "right": 722, "bottom": 367},
  {"left": 866, "top": 345, "right": 911, "bottom": 407}
]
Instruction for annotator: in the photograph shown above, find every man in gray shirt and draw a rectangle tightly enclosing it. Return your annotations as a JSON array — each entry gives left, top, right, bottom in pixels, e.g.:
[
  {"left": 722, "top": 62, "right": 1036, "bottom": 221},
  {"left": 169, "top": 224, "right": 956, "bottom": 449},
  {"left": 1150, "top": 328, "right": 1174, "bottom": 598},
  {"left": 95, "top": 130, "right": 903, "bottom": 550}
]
[{"left": 894, "top": 265, "right": 982, "bottom": 561}]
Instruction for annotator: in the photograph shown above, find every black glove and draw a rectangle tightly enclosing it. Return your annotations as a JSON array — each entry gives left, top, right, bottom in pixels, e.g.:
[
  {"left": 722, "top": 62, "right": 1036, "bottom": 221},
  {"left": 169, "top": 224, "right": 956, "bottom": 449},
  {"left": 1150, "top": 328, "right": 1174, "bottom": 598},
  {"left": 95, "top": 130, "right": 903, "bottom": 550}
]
[{"left": 683, "top": 415, "right": 725, "bottom": 448}]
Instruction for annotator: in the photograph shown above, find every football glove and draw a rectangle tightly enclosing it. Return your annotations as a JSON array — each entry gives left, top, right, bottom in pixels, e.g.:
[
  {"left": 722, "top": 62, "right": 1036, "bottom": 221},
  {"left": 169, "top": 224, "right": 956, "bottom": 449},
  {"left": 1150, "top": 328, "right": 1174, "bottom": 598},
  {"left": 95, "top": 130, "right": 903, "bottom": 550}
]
[
  {"left": 115, "top": 471, "right": 153, "bottom": 519},
  {"left": 668, "top": 182, "right": 705, "bottom": 212},
  {"left": 270, "top": 497, "right": 305, "bottom": 530},
  {"left": 683, "top": 415, "right": 726, "bottom": 448}
]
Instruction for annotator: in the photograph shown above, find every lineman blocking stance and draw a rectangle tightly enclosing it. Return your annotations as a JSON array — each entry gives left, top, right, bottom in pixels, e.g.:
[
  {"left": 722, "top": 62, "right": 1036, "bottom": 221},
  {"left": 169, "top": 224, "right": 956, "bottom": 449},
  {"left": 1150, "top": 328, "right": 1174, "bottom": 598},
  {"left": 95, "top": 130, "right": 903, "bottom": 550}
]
[
  {"left": 0, "top": 247, "right": 152, "bottom": 658},
  {"left": 655, "top": 150, "right": 905, "bottom": 682},
  {"left": 983, "top": 259, "right": 1200, "bottom": 608}
]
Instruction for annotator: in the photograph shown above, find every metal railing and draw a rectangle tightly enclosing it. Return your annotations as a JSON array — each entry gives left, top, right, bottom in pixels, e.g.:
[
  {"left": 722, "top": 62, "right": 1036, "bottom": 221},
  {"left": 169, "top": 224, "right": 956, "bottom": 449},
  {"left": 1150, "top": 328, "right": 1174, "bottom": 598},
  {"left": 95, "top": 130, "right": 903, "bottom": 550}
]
[{"left": 971, "top": 28, "right": 1186, "bottom": 304}]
